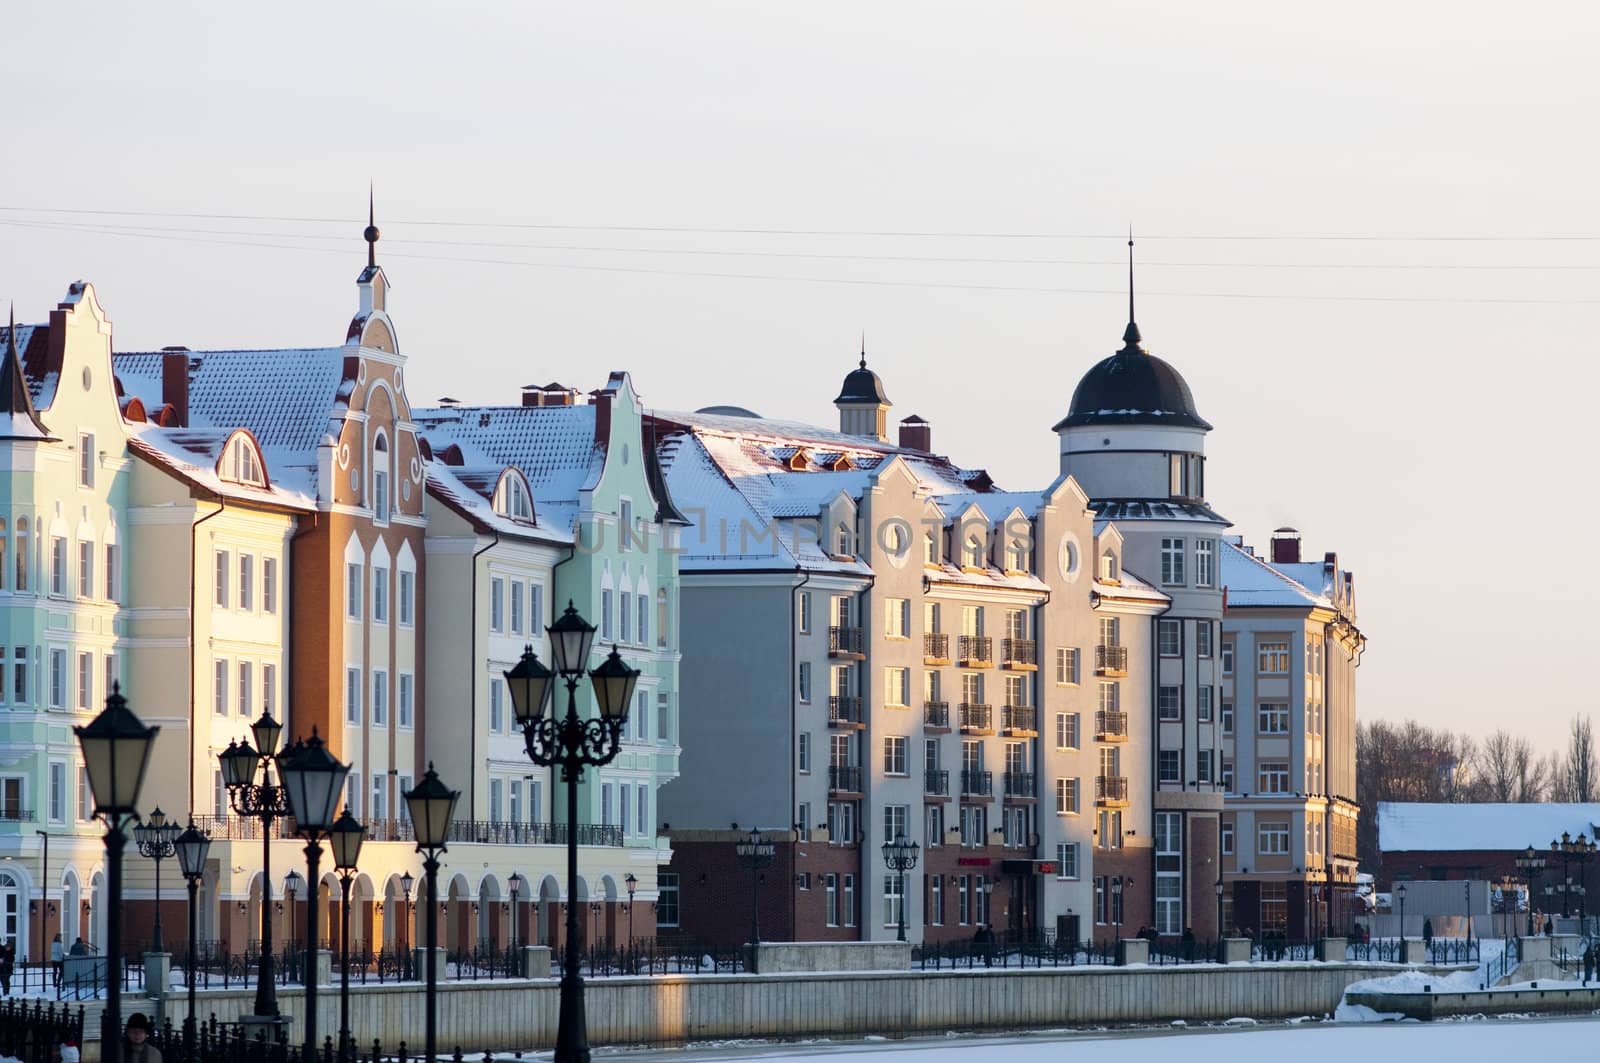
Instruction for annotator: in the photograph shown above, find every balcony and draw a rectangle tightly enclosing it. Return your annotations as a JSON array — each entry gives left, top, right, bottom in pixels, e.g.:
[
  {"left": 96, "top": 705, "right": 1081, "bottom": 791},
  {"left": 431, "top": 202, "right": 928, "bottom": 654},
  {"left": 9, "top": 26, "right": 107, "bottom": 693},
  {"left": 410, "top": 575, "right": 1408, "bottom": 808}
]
[
  {"left": 1001, "top": 638, "right": 1037, "bottom": 670},
  {"left": 924, "top": 700, "right": 951, "bottom": 731},
  {"left": 924, "top": 769, "right": 951, "bottom": 797},
  {"left": 924, "top": 632, "right": 951, "bottom": 663},
  {"left": 828, "top": 626, "right": 865, "bottom": 659},
  {"left": 190, "top": 815, "right": 626, "bottom": 847},
  {"left": 1001, "top": 705, "right": 1037, "bottom": 736},
  {"left": 959, "top": 702, "right": 994, "bottom": 735},
  {"left": 1096, "top": 775, "right": 1130, "bottom": 806},
  {"left": 1095, "top": 644, "right": 1128, "bottom": 676},
  {"left": 0, "top": 808, "right": 34, "bottom": 824},
  {"left": 1003, "top": 772, "right": 1036, "bottom": 801},
  {"left": 957, "top": 635, "right": 994, "bottom": 667},
  {"left": 829, "top": 765, "right": 864, "bottom": 795},
  {"left": 960, "top": 769, "right": 994, "bottom": 798},
  {"left": 1095, "top": 710, "right": 1129, "bottom": 741},
  {"left": 829, "top": 695, "right": 865, "bottom": 729}
]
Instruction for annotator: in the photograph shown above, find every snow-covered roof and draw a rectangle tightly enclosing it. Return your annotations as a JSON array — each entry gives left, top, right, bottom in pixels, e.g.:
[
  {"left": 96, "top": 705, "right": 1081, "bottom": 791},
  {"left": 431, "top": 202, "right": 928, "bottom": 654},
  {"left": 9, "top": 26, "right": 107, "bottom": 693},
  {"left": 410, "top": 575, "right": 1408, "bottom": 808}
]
[
  {"left": 414, "top": 404, "right": 602, "bottom": 534},
  {"left": 425, "top": 463, "right": 573, "bottom": 544},
  {"left": 1221, "top": 539, "right": 1334, "bottom": 609},
  {"left": 1094, "top": 568, "right": 1169, "bottom": 604},
  {"left": 127, "top": 424, "right": 317, "bottom": 509},
  {"left": 1378, "top": 802, "right": 1600, "bottom": 854},
  {"left": 1090, "top": 498, "right": 1231, "bottom": 525}
]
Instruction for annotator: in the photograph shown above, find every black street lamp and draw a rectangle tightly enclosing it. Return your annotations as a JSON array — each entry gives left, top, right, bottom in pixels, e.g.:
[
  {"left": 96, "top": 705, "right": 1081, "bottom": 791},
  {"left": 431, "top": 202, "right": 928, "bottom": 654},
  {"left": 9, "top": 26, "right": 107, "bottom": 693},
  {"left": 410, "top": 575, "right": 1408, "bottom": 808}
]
[
  {"left": 404, "top": 765, "right": 461, "bottom": 1063},
  {"left": 1396, "top": 882, "right": 1407, "bottom": 942},
  {"left": 881, "top": 834, "right": 920, "bottom": 943},
  {"left": 219, "top": 710, "right": 291, "bottom": 1023},
  {"left": 1516, "top": 846, "right": 1545, "bottom": 936},
  {"left": 1214, "top": 878, "right": 1226, "bottom": 960},
  {"left": 509, "top": 872, "right": 524, "bottom": 973},
  {"left": 505, "top": 604, "right": 638, "bottom": 1063},
  {"left": 278, "top": 733, "right": 350, "bottom": 1063},
  {"left": 623, "top": 873, "right": 637, "bottom": 950},
  {"left": 284, "top": 870, "right": 304, "bottom": 956},
  {"left": 330, "top": 810, "right": 365, "bottom": 1063},
  {"left": 735, "top": 828, "right": 778, "bottom": 947},
  {"left": 1111, "top": 876, "right": 1125, "bottom": 938},
  {"left": 400, "top": 870, "right": 414, "bottom": 976},
  {"left": 74, "top": 682, "right": 158, "bottom": 1063},
  {"left": 174, "top": 821, "right": 211, "bottom": 1063},
  {"left": 133, "top": 807, "right": 182, "bottom": 953},
  {"left": 1550, "top": 832, "right": 1595, "bottom": 923}
]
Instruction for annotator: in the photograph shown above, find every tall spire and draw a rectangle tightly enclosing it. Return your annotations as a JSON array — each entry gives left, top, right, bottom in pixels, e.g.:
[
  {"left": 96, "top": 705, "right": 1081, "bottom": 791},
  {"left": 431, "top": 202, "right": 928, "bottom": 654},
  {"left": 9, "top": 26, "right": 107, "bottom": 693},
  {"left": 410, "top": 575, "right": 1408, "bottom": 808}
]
[
  {"left": 0, "top": 303, "right": 52, "bottom": 441},
  {"left": 859, "top": 331, "right": 867, "bottom": 370},
  {"left": 363, "top": 182, "right": 380, "bottom": 270},
  {"left": 1122, "top": 229, "right": 1142, "bottom": 350}
]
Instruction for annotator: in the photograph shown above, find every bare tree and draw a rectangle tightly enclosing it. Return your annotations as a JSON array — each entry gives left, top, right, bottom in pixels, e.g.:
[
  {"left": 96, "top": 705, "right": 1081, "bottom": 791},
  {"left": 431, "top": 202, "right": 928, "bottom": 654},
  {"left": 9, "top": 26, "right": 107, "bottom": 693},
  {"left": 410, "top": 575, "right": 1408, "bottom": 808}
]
[
  {"left": 1476, "top": 730, "right": 1548, "bottom": 803},
  {"left": 1561, "top": 715, "right": 1598, "bottom": 803}
]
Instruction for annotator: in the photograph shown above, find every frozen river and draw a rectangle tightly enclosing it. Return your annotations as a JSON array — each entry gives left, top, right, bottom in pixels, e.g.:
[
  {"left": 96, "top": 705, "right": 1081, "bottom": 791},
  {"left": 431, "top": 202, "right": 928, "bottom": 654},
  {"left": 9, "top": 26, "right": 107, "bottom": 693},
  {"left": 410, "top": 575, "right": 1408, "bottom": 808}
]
[{"left": 585, "top": 1014, "right": 1600, "bottom": 1062}]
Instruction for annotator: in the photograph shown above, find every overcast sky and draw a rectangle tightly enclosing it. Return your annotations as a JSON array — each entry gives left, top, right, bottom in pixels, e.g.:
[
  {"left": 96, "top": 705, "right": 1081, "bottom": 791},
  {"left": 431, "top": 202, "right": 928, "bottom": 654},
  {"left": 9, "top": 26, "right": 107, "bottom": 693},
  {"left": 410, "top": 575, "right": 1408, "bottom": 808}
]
[{"left": 4, "top": 2, "right": 1595, "bottom": 748}]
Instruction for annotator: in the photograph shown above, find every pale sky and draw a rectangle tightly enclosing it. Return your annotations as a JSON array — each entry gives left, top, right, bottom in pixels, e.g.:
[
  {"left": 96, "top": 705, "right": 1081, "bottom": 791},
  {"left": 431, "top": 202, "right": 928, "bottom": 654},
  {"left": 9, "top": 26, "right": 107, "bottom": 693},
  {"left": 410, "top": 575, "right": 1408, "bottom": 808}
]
[{"left": 4, "top": 2, "right": 1596, "bottom": 747}]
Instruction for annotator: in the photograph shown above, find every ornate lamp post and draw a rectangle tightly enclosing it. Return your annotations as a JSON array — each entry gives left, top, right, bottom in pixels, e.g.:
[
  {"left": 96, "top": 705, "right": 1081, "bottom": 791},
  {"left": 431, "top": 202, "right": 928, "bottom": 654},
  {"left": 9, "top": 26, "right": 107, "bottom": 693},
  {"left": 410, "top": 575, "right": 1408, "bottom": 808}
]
[
  {"left": 219, "top": 710, "right": 291, "bottom": 1023},
  {"left": 404, "top": 765, "right": 461, "bottom": 1063},
  {"left": 504, "top": 603, "right": 639, "bottom": 1063},
  {"left": 278, "top": 733, "right": 350, "bottom": 1063},
  {"left": 735, "top": 828, "right": 777, "bottom": 947},
  {"left": 74, "top": 682, "right": 159, "bottom": 1063},
  {"left": 623, "top": 873, "right": 637, "bottom": 950},
  {"left": 1516, "top": 846, "right": 1545, "bottom": 936},
  {"left": 881, "top": 834, "right": 920, "bottom": 943},
  {"left": 174, "top": 821, "right": 212, "bottom": 1063},
  {"left": 1396, "top": 882, "right": 1407, "bottom": 941},
  {"left": 1215, "top": 878, "right": 1226, "bottom": 960},
  {"left": 133, "top": 807, "right": 182, "bottom": 953},
  {"left": 509, "top": 872, "right": 524, "bottom": 973},
  {"left": 284, "top": 870, "right": 304, "bottom": 958},
  {"left": 329, "top": 809, "right": 365, "bottom": 1063},
  {"left": 400, "top": 870, "right": 414, "bottom": 976},
  {"left": 1550, "top": 832, "right": 1595, "bottom": 925}
]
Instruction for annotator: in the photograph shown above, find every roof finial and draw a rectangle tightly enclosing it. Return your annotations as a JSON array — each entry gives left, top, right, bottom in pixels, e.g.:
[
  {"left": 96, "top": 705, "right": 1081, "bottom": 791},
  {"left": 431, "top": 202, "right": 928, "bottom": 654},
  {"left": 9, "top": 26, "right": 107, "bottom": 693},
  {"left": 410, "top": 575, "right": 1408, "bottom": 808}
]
[
  {"left": 363, "top": 182, "right": 380, "bottom": 270},
  {"left": 859, "top": 331, "right": 867, "bottom": 370},
  {"left": 1122, "top": 228, "right": 1142, "bottom": 350}
]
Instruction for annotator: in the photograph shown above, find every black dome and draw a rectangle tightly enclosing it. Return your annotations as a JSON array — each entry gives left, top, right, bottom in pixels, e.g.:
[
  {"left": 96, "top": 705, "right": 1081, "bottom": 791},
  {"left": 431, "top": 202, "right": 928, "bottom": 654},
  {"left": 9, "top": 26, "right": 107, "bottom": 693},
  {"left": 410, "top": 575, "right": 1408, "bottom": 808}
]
[
  {"left": 834, "top": 357, "right": 890, "bottom": 405},
  {"left": 1054, "top": 328, "right": 1210, "bottom": 431}
]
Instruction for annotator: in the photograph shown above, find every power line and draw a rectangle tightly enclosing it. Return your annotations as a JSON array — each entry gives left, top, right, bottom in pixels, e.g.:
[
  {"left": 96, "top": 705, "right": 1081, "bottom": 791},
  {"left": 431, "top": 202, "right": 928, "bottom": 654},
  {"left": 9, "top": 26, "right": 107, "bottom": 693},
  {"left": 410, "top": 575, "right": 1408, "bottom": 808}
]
[
  {"left": 5, "top": 217, "right": 1600, "bottom": 306},
  {"left": 4, "top": 204, "right": 1600, "bottom": 242}
]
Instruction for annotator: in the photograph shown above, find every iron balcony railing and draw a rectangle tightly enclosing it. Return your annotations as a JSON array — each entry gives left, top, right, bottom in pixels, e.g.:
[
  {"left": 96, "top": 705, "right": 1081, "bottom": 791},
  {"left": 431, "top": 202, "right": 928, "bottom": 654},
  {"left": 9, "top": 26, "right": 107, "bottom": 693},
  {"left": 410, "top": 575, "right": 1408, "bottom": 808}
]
[
  {"left": 829, "top": 765, "right": 864, "bottom": 793},
  {"left": 829, "top": 695, "right": 864, "bottom": 727},
  {"left": 1001, "top": 705, "right": 1037, "bottom": 734},
  {"left": 957, "top": 635, "right": 993, "bottom": 666},
  {"left": 1001, "top": 638, "right": 1036, "bottom": 668},
  {"left": 1096, "top": 775, "right": 1130, "bottom": 805},
  {"left": 192, "top": 814, "right": 624, "bottom": 847},
  {"left": 924, "top": 632, "right": 951, "bottom": 660},
  {"left": 1095, "top": 710, "right": 1129, "bottom": 739},
  {"left": 925, "top": 769, "right": 950, "bottom": 796},
  {"left": 959, "top": 702, "right": 993, "bottom": 733},
  {"left": 829, "top": 626, "right": 865, "bottom": 657},
  {"left": 1004, "top": 771, "right": 1036, "bottom": 799},
  {"left": 0, "top": 808, "right": 35, "bottom": 823},
  {"left": 924, "top": 700, "right": 950, "bottom": 729},
  {"left": 1095, "top": 644, "right": 1129, "bottom": 675},
  {"left": 960, "top": 769, "right": 994, "bottom": 796}
]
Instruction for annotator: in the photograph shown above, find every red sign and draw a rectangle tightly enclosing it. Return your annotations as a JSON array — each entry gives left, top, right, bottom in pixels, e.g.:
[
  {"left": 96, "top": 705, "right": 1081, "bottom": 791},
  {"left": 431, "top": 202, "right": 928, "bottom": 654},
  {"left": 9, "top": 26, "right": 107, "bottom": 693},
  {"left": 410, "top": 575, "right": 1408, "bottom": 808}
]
[
  {"left": 956, "top": 857, "right": 992, "bottom": 866},
  {"left": 1035, "top": 862, "right": 1057, "bottom": 874}
]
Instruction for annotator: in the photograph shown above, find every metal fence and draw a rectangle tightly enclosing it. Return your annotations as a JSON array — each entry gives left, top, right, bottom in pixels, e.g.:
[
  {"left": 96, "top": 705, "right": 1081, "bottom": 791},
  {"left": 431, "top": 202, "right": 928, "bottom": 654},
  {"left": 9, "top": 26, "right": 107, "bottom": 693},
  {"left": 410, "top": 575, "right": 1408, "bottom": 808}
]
[
  {"left": 913, "top": 934, "right": 1119, "bottom": 970},
  {"left": 0, "top": 998, "right": 85, "bottom": 1063}
]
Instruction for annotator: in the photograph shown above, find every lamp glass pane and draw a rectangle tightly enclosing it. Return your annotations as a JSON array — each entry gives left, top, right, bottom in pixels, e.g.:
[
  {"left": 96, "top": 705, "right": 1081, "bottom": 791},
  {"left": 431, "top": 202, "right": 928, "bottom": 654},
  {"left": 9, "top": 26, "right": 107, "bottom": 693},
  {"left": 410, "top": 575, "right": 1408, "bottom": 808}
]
[
  {"left": 504, "top": 648, "right": 555, "bottom": 725},
  {"left": 251, "top": 712, "right": 284, "bottom": 757},
  {"left": 549, "top": 602, "right": 597, "bottom": 675},
  {"left": 589, "top": 648, "right": 639, "bottom": 721},
  {"left": 330, "top": 811, "right": 366, "bottom": 871},
  {"left": 175, "top": 825, "right": 212, "bottom": 878},
  {"left": 278, "top": 735, "right": 349, "bottom": 833}
]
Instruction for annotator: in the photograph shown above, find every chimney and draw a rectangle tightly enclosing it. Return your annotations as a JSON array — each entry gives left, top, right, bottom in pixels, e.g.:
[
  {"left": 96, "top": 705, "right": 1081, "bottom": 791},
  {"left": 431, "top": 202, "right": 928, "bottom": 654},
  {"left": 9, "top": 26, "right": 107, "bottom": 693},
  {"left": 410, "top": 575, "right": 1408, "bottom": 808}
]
[
  {"left": 522, "top": 382, "right": 576, "bottom": 407},
  {"left": 161, "top": 348, "right": 190, "bottom": 427},
  {"left": 898, "top": 414, "right": 931, "bottom": 452},
  {"left": 1271, "top": 527, "right": 1301, "bottom": 564}
]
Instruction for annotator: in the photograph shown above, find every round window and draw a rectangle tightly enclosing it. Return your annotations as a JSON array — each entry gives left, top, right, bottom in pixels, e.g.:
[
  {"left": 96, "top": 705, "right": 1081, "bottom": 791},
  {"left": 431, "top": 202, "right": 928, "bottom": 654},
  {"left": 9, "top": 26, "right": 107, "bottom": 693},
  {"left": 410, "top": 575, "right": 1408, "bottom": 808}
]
[
  {"left": 81, "top": 366, "right": 93, "bottom": 391},
  {"left": 1058, "top": 535, "right": 1081, "bottom": 582}
]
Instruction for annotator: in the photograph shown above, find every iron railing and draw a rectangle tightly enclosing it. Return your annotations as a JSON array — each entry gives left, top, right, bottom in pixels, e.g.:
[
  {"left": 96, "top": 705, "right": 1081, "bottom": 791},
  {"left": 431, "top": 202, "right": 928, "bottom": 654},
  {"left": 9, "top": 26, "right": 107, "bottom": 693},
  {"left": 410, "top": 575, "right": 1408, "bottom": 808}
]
[
  {"left": 1003, "top": 772, "right": 1035, "bottom": 799},
  {"left": 1001, "top": 638, "right": 1036, "bottom": 667},
  {"left": 829, "top": 695, "right": 864, "bottom": 727},
  {"left": 959, "top": 703, "right": 993, "bottom": 733},
  {"left": 1095, "top": 645, "right": 1128, "bottom": 674},
  {"left": 0, "top": 998, "right": 86, "bottom": 1063},
  {"left": 828, "top": 626, "right": 865, "bottom": 657},
  {"left": 1096, "top": 776, "right": 1129, "bottom": 804},
  {"left": 1001, "top": 705, "right": 1036, "bottom": 734},
  {"left": 957, "top": 635, "right": 993, "bottom": 666},
  {"left": 1094, "top": 710, "right": 1129, "bottom": 739},
  {"left": 924, "top": 632, "right": 950, "bottom": 660},
  {"left": 924, "top": 700, "right": 950, "bottom": 728},
  {"left": 829, "top": 765, "right": 863, "bottom": 793},
  {"left": 925, "top": 769, "right": 950, "bottom": 796},
  {"left": 960, "top": 769, "right": 994, "bottom": 796}
]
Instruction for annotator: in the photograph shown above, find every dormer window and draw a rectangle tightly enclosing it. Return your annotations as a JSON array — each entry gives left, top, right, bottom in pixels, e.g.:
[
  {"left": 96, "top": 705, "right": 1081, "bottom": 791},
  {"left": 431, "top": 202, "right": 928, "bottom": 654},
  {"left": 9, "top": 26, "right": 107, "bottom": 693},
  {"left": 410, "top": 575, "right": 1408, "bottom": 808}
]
[
  {"left": 372, "top": 432, "right": 391, "bottom": 523},
  {"left": 220, "top": 433, "right": 266, "bottom": 487},
  {"left": 965, "top": 535, "right": 984, "bottom": 569},
  {"left": 924, "top": 531, "right": 938, "bottom": 565},
  {"left": 1006, "top": 538, "right": 1030, "bottom": 573},
  {"left": 835, "top": 524, "right": 852, "bottom": 557},
  {"left": 1100, "top": 551, "right": 1119, "bottom": 582},
  {"left": 493, "top": 470, "right": 535, "bottom": 520}
]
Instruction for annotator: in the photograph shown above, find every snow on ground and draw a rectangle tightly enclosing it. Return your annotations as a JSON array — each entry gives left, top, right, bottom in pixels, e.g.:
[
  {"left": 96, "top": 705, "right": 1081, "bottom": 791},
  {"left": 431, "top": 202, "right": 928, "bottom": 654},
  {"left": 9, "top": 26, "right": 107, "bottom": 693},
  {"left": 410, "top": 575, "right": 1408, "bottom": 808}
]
[{"left": 571, "top": 1017, "right": 1600, "bottom": 1062}]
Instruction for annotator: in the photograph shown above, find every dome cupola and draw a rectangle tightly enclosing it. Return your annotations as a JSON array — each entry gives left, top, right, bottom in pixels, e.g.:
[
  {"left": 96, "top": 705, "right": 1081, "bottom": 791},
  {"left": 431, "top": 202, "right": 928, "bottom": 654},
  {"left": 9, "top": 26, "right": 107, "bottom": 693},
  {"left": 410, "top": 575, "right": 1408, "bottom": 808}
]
[{"left": 834, "top": 340, "right": 891, "bottom": 441}]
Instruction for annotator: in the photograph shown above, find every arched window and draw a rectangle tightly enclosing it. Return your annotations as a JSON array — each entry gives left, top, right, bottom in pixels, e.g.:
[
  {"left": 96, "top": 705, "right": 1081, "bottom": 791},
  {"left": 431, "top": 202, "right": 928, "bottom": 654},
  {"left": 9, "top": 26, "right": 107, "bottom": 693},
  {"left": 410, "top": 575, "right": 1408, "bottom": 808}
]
[
  {"left": 0, "top": 518, "right": 8, "bottom": 591},
  {"left": 1007, "top": 538, "right": 1029, "bottom": 573},
  {"left": 1100, "top": 552, "right": 1119, "bottom": 582},
  {"left": 221, "top": 435, "right": 265, "bottom": 486},
  {"left": 372, "top": 433, "right": 391, "bottom": 524},
  {"left": 15, "top": 518, "right": 28, "bottom": 592},
  {"left": 924, "top": 531, "right": 937, "bottom": 565},
  {"left": 656, "top": 588, "right": 669, "bottom": 649},
  {"left": 965, "top": 535, "right": 983, "bottom": 568},
  {"left": 494, "top": 474, "right": 533, "bottom": 520},
  {"left": 835, "top": 524, "right": 852, "bottom": 557}
]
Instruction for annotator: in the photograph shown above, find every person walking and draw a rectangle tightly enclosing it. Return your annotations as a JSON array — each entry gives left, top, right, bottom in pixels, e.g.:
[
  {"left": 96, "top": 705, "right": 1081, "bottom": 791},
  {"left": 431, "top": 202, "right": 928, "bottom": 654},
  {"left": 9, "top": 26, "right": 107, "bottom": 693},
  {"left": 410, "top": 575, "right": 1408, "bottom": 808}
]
[
  {"left": 0, "top": 940, "right": 14, "bottom": 995},
  {"left": 1181, "top": 926, "right": 1196, "bottom": 962},
  {"left": 123, "top": 1014, "right": 162, "bottom": 1063},
  {"left": 1582, "top": 943, "right": 1594, "bottom": 984},
  {"left": 50, "top": 932, "right": 64, "bottom": 989},
  {"left": 1421, "top": 917, "right": 1433, "bottom": 949}
]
